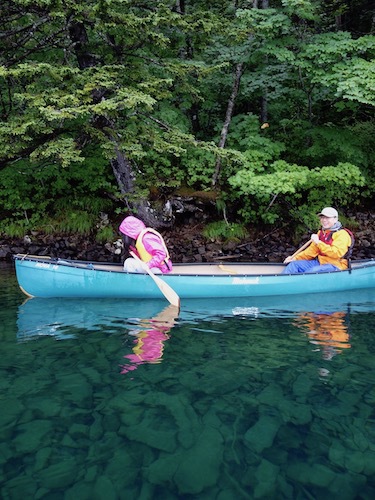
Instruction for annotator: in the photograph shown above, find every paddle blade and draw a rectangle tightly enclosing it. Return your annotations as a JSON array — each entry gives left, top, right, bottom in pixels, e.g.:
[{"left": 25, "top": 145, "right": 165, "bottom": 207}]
[
  {"left": 130, "top": 251, "right": 180, "bottom": 308},
  {"left": 151, "top": 274, "right": 180, "bottom": 308}
]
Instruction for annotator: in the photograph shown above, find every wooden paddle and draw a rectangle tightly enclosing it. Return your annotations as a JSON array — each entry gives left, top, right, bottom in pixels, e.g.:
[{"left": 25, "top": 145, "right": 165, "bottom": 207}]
[
  {"left": 290, "top": 239, "right": 312, "bottom": 259},
  {"left": 130, "top": 251, "right": 180, "bottom": 309}
]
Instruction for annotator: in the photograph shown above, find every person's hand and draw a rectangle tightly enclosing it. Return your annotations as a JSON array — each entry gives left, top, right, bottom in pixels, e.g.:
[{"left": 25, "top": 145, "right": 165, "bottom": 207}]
[
  {"left": 283, "top": 256, "right": 294, "bottom": 264},
  {"left": 310, "top": 234, "right": 320, "bottom": 244}
]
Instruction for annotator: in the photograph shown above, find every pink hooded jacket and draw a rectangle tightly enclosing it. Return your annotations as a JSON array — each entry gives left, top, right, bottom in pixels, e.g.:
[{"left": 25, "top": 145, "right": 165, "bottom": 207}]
[{"left": 119, "top": 216, "right": 173, "bottom": 273}]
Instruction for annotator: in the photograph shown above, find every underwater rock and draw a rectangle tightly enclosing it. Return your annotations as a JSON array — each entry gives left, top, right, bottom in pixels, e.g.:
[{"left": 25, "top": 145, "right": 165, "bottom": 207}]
[
  {"left": 85, "top": 465, "right": 98, "bottom": 483},
  {"left": 119, "top": 419, "right": 177, "bottom": 453},
  {"left": 328, "top": 439, "right": 347, "bottom": 469},
  {"left": 65, "top": 482, "right": 94, "bottom": 500},
  {"left": 36, "top": 457, "right": 78, "bottom": 489},
  {"left": 61, "top": 433, "right": 80, "bottom": 449},
  {"left": 328, "top": 472, "right": 367, "bottom": 500},
  {"left": 286, "top": 462, "right": 336, "bottom": 488},
  {"left": 257, "top": 383, "right": 284, "bottom": 406},
  {"left": 345, "top": 450, "right": 366, "bottom": 474},
  {"left": 244, "top": 415, "right": 280, "bottom": 453},
  {"left": 27, "top": 397, "right": 61, "bottom": 419},
  {"left": 253, "top": 458, "right": 280, "bottom": 499},
  {"left": 1, "top": 473, "right": 38, "bottom": 499},
  {"left": 0, "top": 397, "right": 25, "bottom": 438},
  {"left": 217, "top": 488, "right": 242, "bottom": 500},
  {"left": 102, "top": 412, "right": 121, "bottom": 433},
  {"left": 119, "top": 391, "right": 201, "bottom": 453},
  {"left": 93, "top": 475, "right": 117, "bottom": 500},
  {"left": 13, "top": 419, "right": 53, "bottom": 454},
  {"left": 0, "top": 441, "right": 13, "bottom": 466},
  {"left": 329, "top": 436, "right": 375, "bottom": 475},
  {"left": 352, "top": 426, "right": 370, "bottom": 452},
  {"left": 89, "top": 412, "right": 104, "bottom": 441},
  {"left": 105, "top": 449, "right": 140, "bottom": 488},
  {"left": 79, "top": 366, "right": 103, "bottom": 385},
  {"left": 69, "top": 422, "right": 90, "bottom": 440},
  {"left": 279, "top": 400, "right": 312, "bottom": 425},
  {"left": 173, "top": 426, "right": 224, "bottom": 494},
  {"left": 144, "top": 452, "right": 180, "bottom": 487},
  {"left": 179, "top": 361, "right": 243, "bottom": 395},
  {"left": 337, "top": 388, "right": 363, "bottom": 406},
  {"left": 148, "top": 392, "right": 200, "bottom": 448},
  {"left": 34, "top": 446, "right": 53, "bottom": 472},
  {"left": 362, "top": 450, "right": 375, "bottom": 475},
  {"left": 134, "top": 425, "right": 175, "bottom": 453},
  {"left": 292, "top": 373, "right": 314, "bottom": 400}
]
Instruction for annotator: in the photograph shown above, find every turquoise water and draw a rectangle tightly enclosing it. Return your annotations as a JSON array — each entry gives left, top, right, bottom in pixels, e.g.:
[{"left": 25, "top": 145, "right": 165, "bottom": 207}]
[{"left": 1, "top": 261, "right": 375, "bottom": 499}]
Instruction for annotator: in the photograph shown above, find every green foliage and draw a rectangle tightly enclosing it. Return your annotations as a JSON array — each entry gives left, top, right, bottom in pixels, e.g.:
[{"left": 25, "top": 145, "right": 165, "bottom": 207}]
[
  {"left": 296, "top": 32, "right": 375, "bottom": 106},
  {"left": 96, "top": 226, "right": 116, "bottom": 243},
  {"left": 180, "top": 148, "right": 217, "bottom": 188},
  {"left": 0, "top": 219, "right": 31, "bottom": 238},
  {"left": 30, "top": 137, "right": 85, "bottom": 167},
  {"left": 276, "top": 118, "right": 375, "bottom": 173},
  {"left": 228, "top": 160, "right": 366, "bottom": 224},
  {"left": 280, "top": 0, "right": 319, "bottom": 21},
  {"left": 0, "top": 148, "right": 116, "bottom": 236},
  {"left": 203, "top": 221, "right": 248, "bottom": 242},
  {"left": 225, "top": 114, "right": 286, "bottom": 173},
  {"left": 331, "top": 57, "right": 375, "bottom": 106},
  {"left": 0, "top": 0, "right": 373, "bottom": 235},
  {"left": 303, "top": 124, "right": 374, "bottom": 169},
  {"left": 42, "top": 211, "right": 95, "bottom": 235}
]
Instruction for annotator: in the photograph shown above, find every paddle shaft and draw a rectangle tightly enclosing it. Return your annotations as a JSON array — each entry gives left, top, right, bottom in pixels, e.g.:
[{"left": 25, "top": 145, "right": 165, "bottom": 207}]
[
  {"left": 290, "top": 240, "right": 312, "bottom": 259},
  {"left": 130, "top": 251, "right": 180, "bottom": 309}
]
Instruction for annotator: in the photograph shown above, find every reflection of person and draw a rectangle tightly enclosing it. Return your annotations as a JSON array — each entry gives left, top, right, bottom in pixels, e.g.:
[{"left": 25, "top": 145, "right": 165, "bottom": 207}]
[
  {"left": 283, "top": 207, "right": 354, "bottom": 274},
  {"left": 295, "top": 311, "right": 351, "bottom": 361},
  {"left": 121, "top": 305, "right": 178, "bottom": 374},
  {"left": 119, "top": 215, "right": 173, "bottom": 274}
]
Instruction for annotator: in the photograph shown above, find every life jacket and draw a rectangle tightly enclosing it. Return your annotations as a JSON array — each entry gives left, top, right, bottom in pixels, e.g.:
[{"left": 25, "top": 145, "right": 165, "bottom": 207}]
[
  {"left": 318, "top": 227, "right": 355, "bottom": 270},
  {"left": 135, "top": 228, "right": 171, "bottom": 270}
]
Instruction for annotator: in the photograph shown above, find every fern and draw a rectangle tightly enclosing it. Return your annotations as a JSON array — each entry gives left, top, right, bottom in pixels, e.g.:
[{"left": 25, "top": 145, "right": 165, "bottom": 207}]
[{"left": 203, "top": 221, "right": 248, "bottom": 242}]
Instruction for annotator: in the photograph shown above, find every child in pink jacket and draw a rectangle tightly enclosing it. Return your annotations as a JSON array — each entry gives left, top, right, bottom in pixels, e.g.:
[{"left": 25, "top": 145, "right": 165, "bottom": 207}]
[{"left": 119, "top": 215, "right": 173, "bottom": 274}]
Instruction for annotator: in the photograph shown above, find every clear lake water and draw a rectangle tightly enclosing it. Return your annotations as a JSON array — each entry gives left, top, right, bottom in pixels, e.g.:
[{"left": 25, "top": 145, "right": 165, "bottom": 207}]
[{"left": 1, "top": 261, "right": 375, "bottom": 499}]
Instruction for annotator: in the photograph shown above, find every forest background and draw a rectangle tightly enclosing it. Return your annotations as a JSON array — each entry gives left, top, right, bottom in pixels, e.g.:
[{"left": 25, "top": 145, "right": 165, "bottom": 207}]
[{"left": 0, "top": 0, "right": 374, "bottom": 250}]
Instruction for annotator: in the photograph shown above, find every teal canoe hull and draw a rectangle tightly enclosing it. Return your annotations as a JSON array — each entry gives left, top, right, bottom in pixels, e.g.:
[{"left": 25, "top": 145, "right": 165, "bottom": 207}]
[{"left": 13, "top": 254, "right": 375, "bottom": 299}]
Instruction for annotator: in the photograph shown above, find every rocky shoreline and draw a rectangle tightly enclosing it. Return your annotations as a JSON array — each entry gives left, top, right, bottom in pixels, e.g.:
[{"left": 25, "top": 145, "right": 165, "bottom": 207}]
[{"left": 1, "top": 211, "right": 374, "bottom": 264}]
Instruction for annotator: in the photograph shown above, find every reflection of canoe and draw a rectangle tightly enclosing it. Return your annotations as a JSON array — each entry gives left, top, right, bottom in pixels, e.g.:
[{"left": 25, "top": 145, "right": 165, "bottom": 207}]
[
  {"left": 17, "top": 289, "right": 375, "bottom": 341},
  {"left": 13, "top": 254, "right": 375, "bottom": 299},
  {"left": 17, "top": 298, "right": 179, "bottom": 341},
  {"left": 17, "top": 298, "right": 167, "bottom": 340}
]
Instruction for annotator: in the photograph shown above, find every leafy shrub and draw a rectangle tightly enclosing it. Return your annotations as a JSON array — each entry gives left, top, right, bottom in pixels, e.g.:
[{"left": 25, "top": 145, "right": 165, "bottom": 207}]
[
  {"left": 203, "top": 221, "right": 248, "bottom": 242},
  {"left": 0, "top": 148, "right": 117, "bottom": 236},
  {"left": 96, "top": 226, "right": 116, "bottom": 243}
]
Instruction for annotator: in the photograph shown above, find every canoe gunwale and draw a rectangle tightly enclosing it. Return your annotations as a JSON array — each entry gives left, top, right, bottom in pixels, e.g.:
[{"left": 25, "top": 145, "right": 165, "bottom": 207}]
[{"left": 13, "top": 253, "right": 375, "bottom": 278}]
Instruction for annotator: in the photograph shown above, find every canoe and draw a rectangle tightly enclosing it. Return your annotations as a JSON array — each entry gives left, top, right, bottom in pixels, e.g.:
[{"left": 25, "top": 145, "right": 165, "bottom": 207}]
[{"left": 13, "top": 253, "right": 375, "bottom": 299}]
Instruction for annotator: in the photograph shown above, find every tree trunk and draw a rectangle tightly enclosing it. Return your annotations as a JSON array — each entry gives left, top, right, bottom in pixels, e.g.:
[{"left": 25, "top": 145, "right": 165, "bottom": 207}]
[
  {"left": 68, "top": 20, "right": 135, "bottom": 200},
  {"left": 68, "top": 21, "right": 97, "bottom": 70},
  {"left": 211, "top": 0, "right": 268, "bottom": 187},
  {"left": 211, "top": 62, "right": 243, "bottom": 187},
  {"left": 175, "top": 0, "right": 184, "bottom": 14},
  {"left": 260, "top": 94, "right": 268, "bottom": 124},
  {"left": 110, "top": 143, "right": 134, "bottom": 196},
  {"left": 260, "top": 0, "right": 269, "bottom": 124}
]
